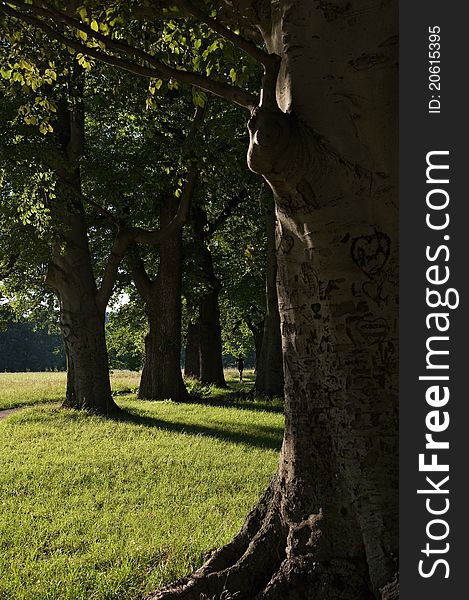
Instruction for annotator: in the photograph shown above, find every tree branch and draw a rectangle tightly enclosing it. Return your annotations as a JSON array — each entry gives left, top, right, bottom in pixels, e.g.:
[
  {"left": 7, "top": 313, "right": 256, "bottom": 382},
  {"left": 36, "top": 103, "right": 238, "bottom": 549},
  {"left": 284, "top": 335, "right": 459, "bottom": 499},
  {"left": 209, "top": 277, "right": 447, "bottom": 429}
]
[
  {"left": 131, "top": 163, "right": 198, "bottom": 245},
  {"left": 96, "top": 226, "right": 134, "bottom": 311},
  {"left": 93, "top": 152, "right": 199, "bottom": 309},
  {"left": 182, "top": 102, "right": 207, "bottom": 157},
  {"left": 206, "top": 191, "right": 247, "bottom": 237},
  {"left": 127, "top": 247, "right": 152, "bottom": 303},
  {"left": 93, "top": 164, "right": 197, "bottom": 309},
  {"left": 174, "top": 0, "right": 274, "bottom": 69},
  {"left": 0, "top": 253, "right": 19, "bottom": 279},
  {"left": 1, "top": 1, "right": 257, "bottom": 111},
  {"left": 129, "top": 103, "right": 204, "bottom": 245},
  {"left": 54, "top": 174, "right": 121, "bottom": 227}
]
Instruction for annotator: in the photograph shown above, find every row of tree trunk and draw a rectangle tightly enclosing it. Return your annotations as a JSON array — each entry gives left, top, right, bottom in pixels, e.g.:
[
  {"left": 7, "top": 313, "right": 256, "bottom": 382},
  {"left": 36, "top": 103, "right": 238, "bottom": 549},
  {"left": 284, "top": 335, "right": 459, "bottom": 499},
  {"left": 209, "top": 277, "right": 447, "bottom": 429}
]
[
  {"left": 46, "top": 97, "right": 283, "bottom": 412},
  {"left": 251, "top": 193, "right": 284, "bottom": 397}
]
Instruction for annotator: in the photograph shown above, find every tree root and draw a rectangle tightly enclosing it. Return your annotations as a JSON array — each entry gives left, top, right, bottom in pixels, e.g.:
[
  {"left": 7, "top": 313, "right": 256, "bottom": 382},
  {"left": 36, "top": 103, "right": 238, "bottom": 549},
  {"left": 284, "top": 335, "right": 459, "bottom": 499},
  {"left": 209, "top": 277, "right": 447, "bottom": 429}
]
[
  {"left": 146, "top": 481, "right": 279, "bottom": 600},
  {"left": 146, "top": 546, "right": 373, "bottom": 600},
  {"left": 255, "top": 557, "right": 374, "bottom": 600},
  {"left": 144, "top": 478, "right": 382, "bottom": 600},
  {"left": 380, "top": 575, "right": 399, "bottom": 600}
]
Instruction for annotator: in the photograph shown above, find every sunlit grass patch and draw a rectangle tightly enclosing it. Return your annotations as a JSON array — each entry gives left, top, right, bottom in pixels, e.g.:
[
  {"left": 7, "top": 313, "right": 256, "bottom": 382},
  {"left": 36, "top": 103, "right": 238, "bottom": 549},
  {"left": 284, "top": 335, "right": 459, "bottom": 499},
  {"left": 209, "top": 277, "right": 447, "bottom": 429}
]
[
  {"left": 0, "top": 395, "right": 283, "bottom": 600},
  {"left": 0, "top": 370, "right": 140, "bottom": 410}
]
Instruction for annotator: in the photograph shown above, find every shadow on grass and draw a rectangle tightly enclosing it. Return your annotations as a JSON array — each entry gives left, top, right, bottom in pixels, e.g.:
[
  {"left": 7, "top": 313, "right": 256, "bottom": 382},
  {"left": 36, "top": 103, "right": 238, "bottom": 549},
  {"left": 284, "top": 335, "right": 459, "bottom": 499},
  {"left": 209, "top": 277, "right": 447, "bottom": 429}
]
[
  {"left": 192, "top": 392, "right": 284, "bottom": 415},
  {"left": 185, "top": 378, "right": 284, "bottom": 415},
  {"left": 113, "top": 408, "right": 283, "bottom": 451}
]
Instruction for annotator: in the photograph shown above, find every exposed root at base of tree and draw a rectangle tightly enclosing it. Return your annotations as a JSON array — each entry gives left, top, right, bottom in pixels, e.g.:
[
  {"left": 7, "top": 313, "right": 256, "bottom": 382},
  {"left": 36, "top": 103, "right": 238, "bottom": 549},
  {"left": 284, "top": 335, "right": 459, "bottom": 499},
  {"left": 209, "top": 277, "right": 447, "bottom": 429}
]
[
  {"left": 143, "top": 480, "right": 393, "bottom": 600},
  {"left": 61, "top": 398, "right": 122, "bottom": 416},
  {"left": 137, "top": 389, "right": 191, "bottom": 404},
  {"left": 380, "top": 576, "right": 399, "bottom": 600}
]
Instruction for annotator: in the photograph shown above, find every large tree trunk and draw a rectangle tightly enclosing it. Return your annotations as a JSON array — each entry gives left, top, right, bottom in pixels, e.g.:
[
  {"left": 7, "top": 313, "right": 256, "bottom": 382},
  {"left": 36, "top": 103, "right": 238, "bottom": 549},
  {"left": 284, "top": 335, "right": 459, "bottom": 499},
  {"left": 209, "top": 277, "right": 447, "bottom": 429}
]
[
  {"left": 47, "top": 208, "right": 118, "bottom": 415},
  {"left": 60, "top": 293, "right": 115, "bottom": 413},
  {"left": 45, "top": 94, "right": 119, "bottom": 416},
  {"left": 139, "top": 303, "right": 188, "bottom": 401},
  {"left": 254, "top": 191, "right": 284, "bottom": 397},
  {"left": 149, "top": 1, "right": 398, "bottom": 599},
  {"left": 138, "top": 197, "right": 189, "bottom": 401}
]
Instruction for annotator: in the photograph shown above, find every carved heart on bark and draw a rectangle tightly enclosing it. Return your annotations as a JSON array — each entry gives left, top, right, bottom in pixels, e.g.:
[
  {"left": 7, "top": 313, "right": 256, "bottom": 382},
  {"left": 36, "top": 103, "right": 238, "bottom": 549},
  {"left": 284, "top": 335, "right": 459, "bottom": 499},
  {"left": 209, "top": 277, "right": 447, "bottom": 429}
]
[
  {"left": 356, "top": 317, "right": 389, "bottom": 345},
  {"left": 362, "top": 280, "right": 388, "bottom": 306},
  {"left": 351, "top": 232, "right": 391, "bottom": 278}
]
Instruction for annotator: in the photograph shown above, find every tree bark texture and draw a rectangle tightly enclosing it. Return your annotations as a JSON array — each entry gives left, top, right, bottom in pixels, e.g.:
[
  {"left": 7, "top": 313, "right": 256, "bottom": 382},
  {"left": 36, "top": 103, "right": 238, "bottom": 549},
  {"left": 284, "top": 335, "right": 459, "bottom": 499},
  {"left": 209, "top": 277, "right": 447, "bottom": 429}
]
[
  {"left": 149, "top": 0, "right": 398, "bottom": 598},
  {"left": 254, "top": 191, "right": 284, "bottom": 397},
  {"left": 249, "top": 320, "right": 264, "bottom": 373},
  {"left": 138, "top": 197, "right": 189, "bottom": 401}
]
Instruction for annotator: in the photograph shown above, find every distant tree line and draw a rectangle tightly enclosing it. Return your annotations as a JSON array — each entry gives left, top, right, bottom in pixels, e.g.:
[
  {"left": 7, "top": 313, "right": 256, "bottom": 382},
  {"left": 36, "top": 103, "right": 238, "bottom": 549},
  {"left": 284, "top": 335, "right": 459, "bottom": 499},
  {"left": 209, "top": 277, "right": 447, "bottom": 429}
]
[
  {"left": 0, "top": 322, "right": 65, "bottom": 372},
  {"left": 0, "top": 319, "right": 256, "bottom": 373}
]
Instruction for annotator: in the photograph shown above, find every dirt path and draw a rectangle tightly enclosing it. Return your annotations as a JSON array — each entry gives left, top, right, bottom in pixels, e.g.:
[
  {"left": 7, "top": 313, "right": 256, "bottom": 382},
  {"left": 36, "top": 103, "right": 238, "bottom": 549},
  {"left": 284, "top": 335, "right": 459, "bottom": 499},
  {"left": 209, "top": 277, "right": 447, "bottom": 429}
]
[{"left": 0, "top": 407, "right": 22, "bottom": 421}]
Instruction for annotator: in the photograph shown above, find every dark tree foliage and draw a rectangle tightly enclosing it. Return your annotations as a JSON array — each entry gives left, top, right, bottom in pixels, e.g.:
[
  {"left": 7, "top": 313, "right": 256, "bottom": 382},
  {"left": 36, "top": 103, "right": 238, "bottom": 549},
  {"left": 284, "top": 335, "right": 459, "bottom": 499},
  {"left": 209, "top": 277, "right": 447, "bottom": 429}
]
[{"left": 0, "top": 322, "right": 65, "bottom": 372}]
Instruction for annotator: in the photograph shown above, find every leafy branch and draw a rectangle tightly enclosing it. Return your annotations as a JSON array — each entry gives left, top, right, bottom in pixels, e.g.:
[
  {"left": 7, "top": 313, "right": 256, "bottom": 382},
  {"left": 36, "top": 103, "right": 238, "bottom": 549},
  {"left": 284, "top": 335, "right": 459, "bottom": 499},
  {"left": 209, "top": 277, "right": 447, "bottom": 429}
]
[{"left": 1, "top": 1, "right": 258, "bottom": 110}]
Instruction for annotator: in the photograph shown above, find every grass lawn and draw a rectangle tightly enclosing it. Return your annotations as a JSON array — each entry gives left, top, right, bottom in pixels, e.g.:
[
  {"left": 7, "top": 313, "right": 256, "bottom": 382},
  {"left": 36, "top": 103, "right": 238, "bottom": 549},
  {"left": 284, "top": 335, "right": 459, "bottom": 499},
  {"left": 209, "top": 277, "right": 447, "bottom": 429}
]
[
  {"left": 0, "top": 371, "right": 141, "bottom": 410},
  {"left": 0, "top": 373, "right": 283, "bottom": 600}
]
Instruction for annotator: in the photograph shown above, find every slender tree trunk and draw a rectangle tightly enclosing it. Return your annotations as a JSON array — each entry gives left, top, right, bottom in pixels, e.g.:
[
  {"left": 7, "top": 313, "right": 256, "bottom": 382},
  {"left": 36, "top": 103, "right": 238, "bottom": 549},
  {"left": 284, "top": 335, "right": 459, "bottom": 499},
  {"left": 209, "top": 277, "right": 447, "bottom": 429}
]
[
  {"left": 138, "top": 197, "right": 189, "bottom": 401},
  {"left": 254, "top": 191, "right": 284, "bottom": 397},
  {"left": 150, "top": 1, "right": 398, "bottom": 598},
  {"left": 198, "top": 280, "right": 226, "bottom": 387},
  {"left": 184, "top": 319, "right": 200, "bottom": 378},
  {"left": 250, "top": 321, "right": 264, "bottom": 373},
  {"left": 192, "top": 206, "right": 226, "bottom": 388}
]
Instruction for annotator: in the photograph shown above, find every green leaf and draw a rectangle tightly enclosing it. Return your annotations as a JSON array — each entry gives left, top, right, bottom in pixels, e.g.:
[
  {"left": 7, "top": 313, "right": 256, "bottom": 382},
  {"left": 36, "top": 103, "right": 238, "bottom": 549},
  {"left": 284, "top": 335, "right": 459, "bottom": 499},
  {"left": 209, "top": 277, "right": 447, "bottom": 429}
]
[
  {"left": 192, "top": 88, "right": 207, "bottom": 108},
  {"left": 23, "top": 114, "right": 37, "bottom": 125},
  {"left": 12, "top": 72, "right": 25, "bottom": 84},
  {"left": 78, "top": 6, "right": 87, "bottom": 20}
]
